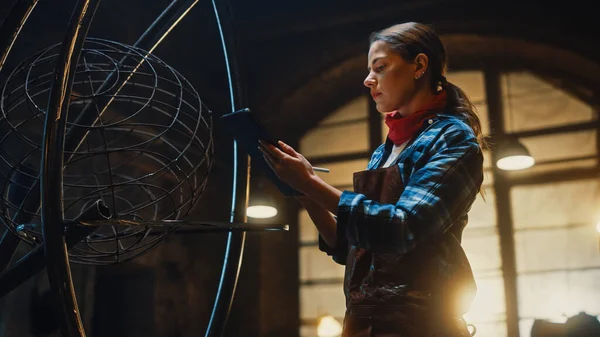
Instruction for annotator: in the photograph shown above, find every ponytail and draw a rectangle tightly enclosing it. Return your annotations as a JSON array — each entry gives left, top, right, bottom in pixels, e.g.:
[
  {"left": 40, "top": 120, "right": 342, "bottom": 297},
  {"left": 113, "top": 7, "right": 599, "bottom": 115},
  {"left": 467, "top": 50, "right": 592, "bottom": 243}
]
[
  {"left": 443, "top": 80, "right": 488, "bottom": 198},
  {"left": 443, "top": 81, "right": 487, "bottom": 151}
]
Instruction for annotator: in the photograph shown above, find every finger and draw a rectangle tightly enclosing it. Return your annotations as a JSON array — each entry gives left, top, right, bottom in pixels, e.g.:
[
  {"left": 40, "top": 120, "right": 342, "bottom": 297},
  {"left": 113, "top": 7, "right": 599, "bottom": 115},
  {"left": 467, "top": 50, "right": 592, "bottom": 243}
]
[
  {"left": 262, "top": 150, "right": 275, "bottom": 168},
  {"left": 258, "top": 141, "right": 277, "bottom": 156},
  {"left": 278, "top": 141, "right": 298, "bottom": 156},
  {"left": 260, "top": 141, "right": 288, "bottom": 161},
  {"left": 264, "top": 152, "right": 279, "bottom": 168},
  {"left": 259, "top": 145, "right": 279, "bottom": 165}
]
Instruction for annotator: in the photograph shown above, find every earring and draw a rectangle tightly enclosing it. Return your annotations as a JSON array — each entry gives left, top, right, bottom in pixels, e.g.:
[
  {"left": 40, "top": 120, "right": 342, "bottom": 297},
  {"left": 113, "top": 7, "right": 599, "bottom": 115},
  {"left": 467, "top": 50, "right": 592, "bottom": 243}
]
[{"left": 415, "top": 72, "right": 424, "bottom": 80}]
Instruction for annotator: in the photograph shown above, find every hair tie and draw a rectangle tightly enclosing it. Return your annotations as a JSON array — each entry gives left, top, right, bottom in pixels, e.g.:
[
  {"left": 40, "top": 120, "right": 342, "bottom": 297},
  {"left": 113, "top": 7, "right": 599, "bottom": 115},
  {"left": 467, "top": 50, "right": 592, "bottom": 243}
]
[{"left": 436, "top": 75, "right": 447, "bottom": 92}]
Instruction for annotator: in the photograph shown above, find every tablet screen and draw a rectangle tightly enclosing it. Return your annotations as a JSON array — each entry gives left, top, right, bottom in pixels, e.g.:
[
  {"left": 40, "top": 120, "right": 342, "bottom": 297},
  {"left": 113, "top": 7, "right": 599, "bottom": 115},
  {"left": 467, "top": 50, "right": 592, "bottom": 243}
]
[{"left": 221, "top": 108, "right": 302, "bottom": 196}]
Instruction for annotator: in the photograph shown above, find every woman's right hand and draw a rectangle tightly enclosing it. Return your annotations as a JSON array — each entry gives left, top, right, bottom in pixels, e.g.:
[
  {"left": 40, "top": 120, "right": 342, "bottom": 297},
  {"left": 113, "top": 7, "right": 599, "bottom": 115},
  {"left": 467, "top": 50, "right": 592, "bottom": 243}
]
[{"left": 295, "top": 195, "right": 316, "bottom": 207}]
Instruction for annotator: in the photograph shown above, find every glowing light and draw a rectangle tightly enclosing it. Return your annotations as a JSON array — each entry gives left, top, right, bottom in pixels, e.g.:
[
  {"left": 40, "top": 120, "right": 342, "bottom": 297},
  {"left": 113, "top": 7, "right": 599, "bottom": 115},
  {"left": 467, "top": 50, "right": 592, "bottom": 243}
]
[
  {"left": 463, "top": 278, "right": 505, "bottom": 323},
  {"left": 496, "top": 155, "right": 535, "bottom": 171},
  {"left": 496, "top": 138, "right": 535, "bottom": 171},
  {"left": 317, "top": 315, "right": 342, "bottom": 337},
  {"left": 246, "top": 205, "right": 277, "bottom": 218}
]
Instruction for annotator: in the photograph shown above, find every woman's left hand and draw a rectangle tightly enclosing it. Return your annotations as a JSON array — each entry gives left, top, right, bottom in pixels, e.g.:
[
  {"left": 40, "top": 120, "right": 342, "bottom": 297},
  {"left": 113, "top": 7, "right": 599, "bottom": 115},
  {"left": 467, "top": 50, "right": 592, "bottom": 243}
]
[{"left": 258, "top": 140, "right": 316, "bottom": 195}]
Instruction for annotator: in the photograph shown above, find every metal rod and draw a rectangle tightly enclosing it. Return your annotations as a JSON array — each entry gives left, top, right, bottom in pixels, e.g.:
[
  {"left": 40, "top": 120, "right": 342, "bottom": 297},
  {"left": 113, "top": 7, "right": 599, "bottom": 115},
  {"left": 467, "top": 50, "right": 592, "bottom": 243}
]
[
  {"left": 64, "top": 0, "right": 201, "bottom": 157},
  {"left": 0, "top": 0, "right": 40, "bottom": 71},
  {"left": 206, "top": 0, "right": 249, "bottom": 335},
  {"left": 76, "top": 219, "right": 288, "bottom": 232},
  {"left": 40, "top": 1, "right": 101, "bottom": 336},
  {"left": 0, "top": 200, "right": 108, "bottom": 299}
]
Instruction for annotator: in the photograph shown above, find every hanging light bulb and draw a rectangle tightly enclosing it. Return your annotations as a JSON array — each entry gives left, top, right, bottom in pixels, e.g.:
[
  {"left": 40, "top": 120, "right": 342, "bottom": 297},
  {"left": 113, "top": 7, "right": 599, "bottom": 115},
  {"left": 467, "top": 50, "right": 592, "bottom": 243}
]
[
  {"left": 246, "top": 191, "right": 278, "bottom": 219},
  {"left": 497, "top": 73, "right": 534, "bottom": 171},
  {"left": 246, "top": 204, "right": 277, "bottom": 218},
  {"left": 496, "top": 137, "right": 535, "bottom": 171},
  {"left": 246, "top": 173, "right": 279, "bottom": 219},
  {"left": 317, "top": 315, "right": 342, "bottom": 337}
]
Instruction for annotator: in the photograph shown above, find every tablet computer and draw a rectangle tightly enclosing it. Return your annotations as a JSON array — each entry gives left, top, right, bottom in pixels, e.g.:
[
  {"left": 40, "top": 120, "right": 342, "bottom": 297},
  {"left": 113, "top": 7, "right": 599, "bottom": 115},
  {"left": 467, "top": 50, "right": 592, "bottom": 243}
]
[{"left": 220, "top": 108, "right": 302, "bottom": 196}]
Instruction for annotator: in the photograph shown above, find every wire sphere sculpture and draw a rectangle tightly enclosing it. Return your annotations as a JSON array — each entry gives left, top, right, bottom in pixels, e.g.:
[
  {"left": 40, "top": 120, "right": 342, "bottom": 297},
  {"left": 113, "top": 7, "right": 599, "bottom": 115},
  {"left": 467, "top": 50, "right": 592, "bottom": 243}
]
[{"left": 0, "top": 38, "right": 213, "bottom": 265}]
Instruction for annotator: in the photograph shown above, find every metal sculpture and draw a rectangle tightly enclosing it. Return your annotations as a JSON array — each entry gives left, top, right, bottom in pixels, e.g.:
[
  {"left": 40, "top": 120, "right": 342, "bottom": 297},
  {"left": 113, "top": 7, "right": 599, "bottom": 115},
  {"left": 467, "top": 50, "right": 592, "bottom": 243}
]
[
  {"left": 1, "top": 37, "right": 213, "bottom": 265},
  {"left": 0, "top": 0, "right": 281, "bottom": 336}
]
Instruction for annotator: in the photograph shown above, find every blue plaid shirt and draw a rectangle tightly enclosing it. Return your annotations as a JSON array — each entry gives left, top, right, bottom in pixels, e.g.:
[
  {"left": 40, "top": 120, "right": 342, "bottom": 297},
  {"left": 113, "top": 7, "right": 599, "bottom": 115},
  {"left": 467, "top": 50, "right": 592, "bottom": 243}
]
[{"left": 321, "top": 113, "right": 484, "bottom": 263}]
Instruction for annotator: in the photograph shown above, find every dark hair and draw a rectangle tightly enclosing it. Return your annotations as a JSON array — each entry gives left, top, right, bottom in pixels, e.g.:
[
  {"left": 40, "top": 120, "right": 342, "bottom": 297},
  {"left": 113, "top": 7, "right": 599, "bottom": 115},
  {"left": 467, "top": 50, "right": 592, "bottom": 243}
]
[{"left": 370, "top": 22, "right": 487, "bottom": 150}]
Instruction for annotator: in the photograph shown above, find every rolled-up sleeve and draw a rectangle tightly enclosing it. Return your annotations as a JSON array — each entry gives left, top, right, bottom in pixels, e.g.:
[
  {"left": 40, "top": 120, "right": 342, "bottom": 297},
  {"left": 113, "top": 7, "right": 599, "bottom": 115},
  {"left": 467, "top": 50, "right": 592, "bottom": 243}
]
[
  {"left": 318, "top": 216, "right": 348, "bottom": 265},
  {"left": 336, "top": 125, "right": 484, "bottom": 254}
]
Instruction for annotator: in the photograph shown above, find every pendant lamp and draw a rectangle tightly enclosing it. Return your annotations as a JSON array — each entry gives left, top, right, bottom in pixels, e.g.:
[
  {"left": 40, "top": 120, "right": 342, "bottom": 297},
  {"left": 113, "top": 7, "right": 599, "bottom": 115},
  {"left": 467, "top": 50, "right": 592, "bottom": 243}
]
[{"left": 496, "top": 137, "right": 535, "bottom": 171}]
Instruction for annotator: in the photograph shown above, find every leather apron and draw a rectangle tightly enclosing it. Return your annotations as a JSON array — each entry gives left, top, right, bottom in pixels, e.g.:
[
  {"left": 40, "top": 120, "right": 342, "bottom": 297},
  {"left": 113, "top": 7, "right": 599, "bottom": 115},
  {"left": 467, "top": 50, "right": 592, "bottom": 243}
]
[{"left": 341, "top": 164, "right": 476, "bottom": 337}]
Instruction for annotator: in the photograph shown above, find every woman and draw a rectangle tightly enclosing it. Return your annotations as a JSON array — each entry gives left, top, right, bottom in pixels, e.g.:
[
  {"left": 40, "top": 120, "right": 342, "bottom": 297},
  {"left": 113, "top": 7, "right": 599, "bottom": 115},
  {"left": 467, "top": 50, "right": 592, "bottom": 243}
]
[{"left": 259, "top": 22, "right": 484, "bottom": 336}]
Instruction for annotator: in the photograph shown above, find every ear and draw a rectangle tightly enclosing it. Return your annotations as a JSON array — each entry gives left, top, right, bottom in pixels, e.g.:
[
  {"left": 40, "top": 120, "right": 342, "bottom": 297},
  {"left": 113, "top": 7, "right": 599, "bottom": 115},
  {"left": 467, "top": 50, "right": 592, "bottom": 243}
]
[{"left": 413, "top": 53, "right": 429, "bottom": 79}]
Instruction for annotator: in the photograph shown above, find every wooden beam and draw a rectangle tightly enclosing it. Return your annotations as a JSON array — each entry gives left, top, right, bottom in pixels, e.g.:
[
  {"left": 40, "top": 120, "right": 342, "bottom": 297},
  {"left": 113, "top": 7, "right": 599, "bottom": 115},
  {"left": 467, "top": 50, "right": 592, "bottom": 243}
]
[
  {"left": 508, "top": 167, "right": 598, "bottom": 186},
  {"left": 595, "top": 98, "right": 600, "bottom": 177},
  {"left": 484, "top": 68, "right": 521, "bottom": 337},
  {"left": 510, "top": 121, "right": 597, "bottom": 138}
]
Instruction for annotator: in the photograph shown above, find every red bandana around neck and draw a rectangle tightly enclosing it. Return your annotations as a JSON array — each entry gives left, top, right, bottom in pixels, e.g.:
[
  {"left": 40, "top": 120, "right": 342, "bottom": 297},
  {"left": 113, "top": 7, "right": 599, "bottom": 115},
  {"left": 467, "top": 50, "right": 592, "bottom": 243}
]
[{"left": 384, "top": 90, "right": 448, "bottom": 145}]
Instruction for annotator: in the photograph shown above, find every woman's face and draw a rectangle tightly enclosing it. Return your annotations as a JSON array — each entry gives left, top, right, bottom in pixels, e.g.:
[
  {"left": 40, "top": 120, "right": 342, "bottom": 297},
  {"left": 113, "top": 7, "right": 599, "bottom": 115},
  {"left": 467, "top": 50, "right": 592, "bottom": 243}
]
[{"left": 364, "top": 40, "right": 419, "bottom": 114}]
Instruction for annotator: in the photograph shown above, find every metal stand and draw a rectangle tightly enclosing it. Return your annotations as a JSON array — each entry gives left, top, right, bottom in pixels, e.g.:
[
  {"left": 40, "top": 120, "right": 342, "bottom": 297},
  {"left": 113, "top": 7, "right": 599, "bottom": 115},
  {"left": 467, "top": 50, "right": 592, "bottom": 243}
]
[{"left": 0, "top": 1, "right": 270, "bottom": 337}]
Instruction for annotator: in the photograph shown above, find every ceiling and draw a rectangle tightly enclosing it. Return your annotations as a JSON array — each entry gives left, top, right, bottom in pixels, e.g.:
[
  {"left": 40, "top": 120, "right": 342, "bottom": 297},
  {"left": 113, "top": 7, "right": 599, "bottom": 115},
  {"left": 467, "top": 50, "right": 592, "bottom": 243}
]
[
  {"left": 1, "top": 0, "right": 598, "bottom": 143},
  {"left": 229, "top": 0, "right": 600, "bottom": 139}
]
